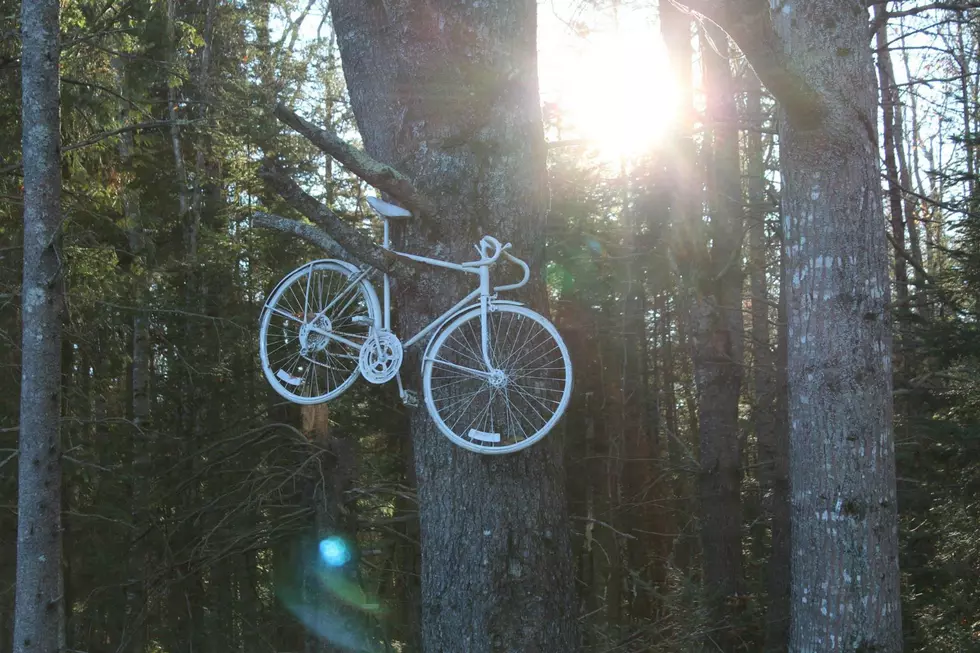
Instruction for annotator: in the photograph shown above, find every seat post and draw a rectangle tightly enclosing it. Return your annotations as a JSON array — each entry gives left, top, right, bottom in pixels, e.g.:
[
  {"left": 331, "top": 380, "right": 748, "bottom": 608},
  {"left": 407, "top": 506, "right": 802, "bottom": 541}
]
[{"left": 382, "top": 218, "right": 391, "bottom": 330}]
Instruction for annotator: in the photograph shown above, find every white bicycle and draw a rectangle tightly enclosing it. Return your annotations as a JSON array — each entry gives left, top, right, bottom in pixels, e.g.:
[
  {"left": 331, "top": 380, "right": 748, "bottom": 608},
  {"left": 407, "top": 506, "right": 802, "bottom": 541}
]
[{"left": 258, "top": 197, "right": 573, "bottom": 454}]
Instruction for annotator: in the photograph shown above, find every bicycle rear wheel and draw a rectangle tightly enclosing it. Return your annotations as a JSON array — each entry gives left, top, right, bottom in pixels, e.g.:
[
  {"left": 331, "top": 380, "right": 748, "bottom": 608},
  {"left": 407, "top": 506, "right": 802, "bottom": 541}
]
[
  {"left": 422, "top": 304, "right": 572, "bottom": 454},
  {"left": 259, "top": 260, "right": 378, "bottom": 404}
]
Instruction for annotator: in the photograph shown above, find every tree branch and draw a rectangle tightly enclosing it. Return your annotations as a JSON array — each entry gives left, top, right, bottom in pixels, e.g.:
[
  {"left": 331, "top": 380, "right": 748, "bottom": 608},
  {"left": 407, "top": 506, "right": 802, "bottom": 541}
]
[
  {"left": 273, "top": 103, "right": 435, "bottom": 216},
  {"left": 868, "top": 1, "right": 980, "bottom": 35},
  {"left": 258, "top": 161, "right": 411, "bottom": 276},
  {"left": 672, "top": 0, "right": 826, "bottom": 128},
  {"left": 251, "top": 212, "right": 351, "bottom": 259},
  {"left": 0, "top": 120, "right": 193, "bottom": 176}
]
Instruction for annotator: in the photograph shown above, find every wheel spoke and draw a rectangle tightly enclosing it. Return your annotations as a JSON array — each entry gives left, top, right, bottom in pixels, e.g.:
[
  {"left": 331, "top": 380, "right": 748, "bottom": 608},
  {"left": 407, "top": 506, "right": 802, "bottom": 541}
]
[
  {"left": 260, "top": 262, "right": 375, "bottom": 403},
  {"left": 424, "top": 306, "right": 571, "bottom": 453},
  {"left": 427, "top": 357, "right": 492, "bottom": 379}
]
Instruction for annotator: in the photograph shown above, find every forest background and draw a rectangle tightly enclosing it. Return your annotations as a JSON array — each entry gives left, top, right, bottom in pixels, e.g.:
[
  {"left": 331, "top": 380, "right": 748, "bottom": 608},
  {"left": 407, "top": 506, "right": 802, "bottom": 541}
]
[{"left": 3, "top": 0, "right": 980, "bottom": 651}]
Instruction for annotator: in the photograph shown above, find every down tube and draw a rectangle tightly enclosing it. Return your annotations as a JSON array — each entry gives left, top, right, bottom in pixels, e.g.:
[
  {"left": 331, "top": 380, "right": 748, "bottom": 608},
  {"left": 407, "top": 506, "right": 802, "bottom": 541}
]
[{"left": 403, "top": 289, "right": 481, "bottom": 350}]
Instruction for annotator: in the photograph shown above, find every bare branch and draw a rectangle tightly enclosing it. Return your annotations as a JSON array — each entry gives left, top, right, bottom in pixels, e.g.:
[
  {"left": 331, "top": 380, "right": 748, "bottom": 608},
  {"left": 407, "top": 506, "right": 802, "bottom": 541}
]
[
  {"left": 258, "top": 161, "right": 413, "bottom": 276},
  {"left": 869, "top": 1, "right": 980, "bottom": 35},
  {"left": 251, "top": 212, "right": 351, "bottom": 260},
  {"left": 671, "top": 0, "right": 826, "bottom": 128},
  {"left": 273, "top": 103, "right": 436, "bottom": 216}
]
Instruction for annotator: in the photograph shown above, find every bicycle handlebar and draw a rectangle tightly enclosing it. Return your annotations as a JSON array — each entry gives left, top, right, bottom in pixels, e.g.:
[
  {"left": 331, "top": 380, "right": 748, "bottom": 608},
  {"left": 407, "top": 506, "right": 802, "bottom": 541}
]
[
  {"left": 458, "top": 236, "right": 530, "bottom": 292},
  {"left": 462, "top": 236, "right": 508, "bottom": 268},
  {"left": 494, "top": 251, "right": 531, "bottom": 293}
]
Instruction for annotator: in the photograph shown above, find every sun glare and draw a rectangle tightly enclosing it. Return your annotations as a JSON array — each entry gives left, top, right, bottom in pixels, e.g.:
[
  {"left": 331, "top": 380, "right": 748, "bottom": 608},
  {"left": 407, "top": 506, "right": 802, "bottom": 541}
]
[{"left": 539, "top": 8, "right": 679, "bottom": 161}]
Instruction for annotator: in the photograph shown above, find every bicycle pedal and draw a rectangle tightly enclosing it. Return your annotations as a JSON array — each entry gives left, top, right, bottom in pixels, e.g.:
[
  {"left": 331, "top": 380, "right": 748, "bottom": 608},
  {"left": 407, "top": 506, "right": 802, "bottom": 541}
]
[
  {"left": 351, "top": 315, "right": 373, "bottom": 324},
  {"left": 401, "top": 390, "right": 419, "bottom": 408}
]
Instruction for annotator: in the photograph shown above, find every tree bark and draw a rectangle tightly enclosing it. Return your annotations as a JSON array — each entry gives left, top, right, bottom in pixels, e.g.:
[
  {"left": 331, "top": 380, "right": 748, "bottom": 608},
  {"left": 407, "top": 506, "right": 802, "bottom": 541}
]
[
  {"left": 774, "top": 2, "right": 903, "bottom": 650},
  {"left": 15, "top": 1, "right": 66, "bottom": 651},
  {"left": 327, "top": 2, "right": 580, "bottom": 651}
]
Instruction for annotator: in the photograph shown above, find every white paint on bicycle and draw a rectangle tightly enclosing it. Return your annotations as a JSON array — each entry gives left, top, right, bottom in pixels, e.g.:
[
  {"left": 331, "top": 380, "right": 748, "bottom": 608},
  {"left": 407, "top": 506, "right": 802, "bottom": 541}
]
[
  {"left": 359, "top": 330, "right": 403, "bottom": 384},
  {"left": 258, "top": 197, "right": 573, "bottom": 454},
  {"left": 276, "top": 369, "right": 303, "bottom": 386},
  {"left": 468, "top": 429, "right": 501, "bottom": 443}
]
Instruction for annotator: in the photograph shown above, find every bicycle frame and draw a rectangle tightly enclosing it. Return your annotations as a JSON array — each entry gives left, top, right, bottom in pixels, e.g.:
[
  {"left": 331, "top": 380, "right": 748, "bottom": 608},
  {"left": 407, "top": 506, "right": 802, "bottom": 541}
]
[
  {"left": 306, "top": 216, "right": 530, "bottom": 373},
  {"left": 382, "top": 218, "right": 530, "bottom": 368},
  {"left": 258, "top": 195, "right": 573, "bottom": 452}
]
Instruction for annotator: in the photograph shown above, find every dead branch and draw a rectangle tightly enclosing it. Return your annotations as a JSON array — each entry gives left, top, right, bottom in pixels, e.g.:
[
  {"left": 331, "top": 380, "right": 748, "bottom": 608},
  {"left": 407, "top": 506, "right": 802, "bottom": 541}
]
[
  {"left": 273, "top": 103, "right": 436, "bottom": 217},
  {"left": 258, "top": 161, "right": 410, "bottom": 275},
  {"left": 259, "top": 160, "right": 424, "bottom": 279},
  {"left": 671, "top": 0, "right": 826, "bottom": 128},
  {"left": 251, "top": 212, "right": 351, "bottom": 260}
]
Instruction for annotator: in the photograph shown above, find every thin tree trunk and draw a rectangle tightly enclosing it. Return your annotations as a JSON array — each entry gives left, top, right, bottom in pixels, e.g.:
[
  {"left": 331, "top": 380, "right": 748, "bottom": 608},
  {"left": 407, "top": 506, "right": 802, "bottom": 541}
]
[
  {"left": 189, "top": 0, "right": 217, "bottom": 258},
  {"left": 328, "top": 3, "right": 580, "bottom": 651},
  {"left": 692, "top": 25, "right": 745, "bottom": 651},
  {"left": 774, "top": 2, "right": 903, "bottom": 648},
  {"left": 956, "top": 20, "right": 976, "bottom": 202},
  {"left": 660, "top": 295, "right": 690, "bottom": 572},
  {"left": 167, "top": 0, "right": 190, "bottom": 220},
  {"left": 659, "top": 0, "right": 697, "bottom": 579},
  {"left": 893, "top": 100, "right": 926, "bottom": 301},
  {"left": 112, "top": 53, "right": 151, "bottom": 653},
  {"left": 15, "top": 1, "right": 66, "bottom": 651},
  {"left": 746, "top": 71, "right": 790, "bottom": 653},
  {"left": 768, "top": 205, "right": 792, "bottom": 652},
  {"left": 623, "top": 244, "right": 655, "bottom": 619},
  {"left": 299, "top": 405, "right": 381, "bottom": 653},
  {"left": 875, "top": 11, "right": 909, "bottom": 311}
]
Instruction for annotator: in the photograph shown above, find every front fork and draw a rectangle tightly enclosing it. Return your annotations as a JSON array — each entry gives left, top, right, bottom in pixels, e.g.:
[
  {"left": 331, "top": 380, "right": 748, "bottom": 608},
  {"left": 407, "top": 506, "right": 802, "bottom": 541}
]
[{"left": 479, "top": 266, "right": 495, "bottom": 370}]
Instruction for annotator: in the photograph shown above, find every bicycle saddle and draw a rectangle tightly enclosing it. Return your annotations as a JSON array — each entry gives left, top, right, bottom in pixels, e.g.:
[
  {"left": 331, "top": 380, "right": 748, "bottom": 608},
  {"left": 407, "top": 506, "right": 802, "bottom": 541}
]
[{"left": 367, "top": 196, "right": 412, "bottom": 218}]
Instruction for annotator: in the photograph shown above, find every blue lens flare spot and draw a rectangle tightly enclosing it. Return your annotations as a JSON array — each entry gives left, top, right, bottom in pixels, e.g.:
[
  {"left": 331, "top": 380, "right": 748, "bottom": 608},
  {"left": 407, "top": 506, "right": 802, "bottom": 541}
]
[{"left": 319, "top": 536, "right": 351, "bottom": 567}]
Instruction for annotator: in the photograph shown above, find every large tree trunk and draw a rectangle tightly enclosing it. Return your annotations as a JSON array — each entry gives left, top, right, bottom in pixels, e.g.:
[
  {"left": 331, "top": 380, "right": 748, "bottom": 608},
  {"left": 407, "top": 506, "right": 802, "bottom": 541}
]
[
  {"left": 329, "top": 2, "right": 580, "bottom": 651},
  {"left": 15, "top": 1, "right": 66, "bottom": 651},
  {"left": 774, "top": 2, "right": 903, "bottom": 649}
]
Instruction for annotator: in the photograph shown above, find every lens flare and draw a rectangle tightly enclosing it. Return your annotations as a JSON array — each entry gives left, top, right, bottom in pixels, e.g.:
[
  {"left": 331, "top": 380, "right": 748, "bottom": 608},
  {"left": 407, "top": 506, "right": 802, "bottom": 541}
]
[
  {"left": 278, "top": 534, "right": 387, "bottom": 652},
  {"left": 319, "top": 536, "right": 352, "bottom": 567}
]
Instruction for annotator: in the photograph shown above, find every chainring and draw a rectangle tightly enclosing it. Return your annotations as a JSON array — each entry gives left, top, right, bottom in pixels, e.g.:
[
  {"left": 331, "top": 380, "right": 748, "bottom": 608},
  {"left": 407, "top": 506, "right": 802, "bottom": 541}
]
[{"left": 358, "top": 331, "right": 404, "bottom": 384}]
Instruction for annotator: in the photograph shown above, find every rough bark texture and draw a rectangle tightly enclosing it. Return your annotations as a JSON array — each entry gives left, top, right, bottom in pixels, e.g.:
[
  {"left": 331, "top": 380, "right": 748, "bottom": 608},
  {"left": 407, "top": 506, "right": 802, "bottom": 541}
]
[
  {"left": 329, "top": 2, "right": 580, "bottom": 651},
  {"left": 15, "top": 0, "right": 66, "bottom": 651},
  {"left": 774, "top": 2, "right": 903, "bottom": 650}
]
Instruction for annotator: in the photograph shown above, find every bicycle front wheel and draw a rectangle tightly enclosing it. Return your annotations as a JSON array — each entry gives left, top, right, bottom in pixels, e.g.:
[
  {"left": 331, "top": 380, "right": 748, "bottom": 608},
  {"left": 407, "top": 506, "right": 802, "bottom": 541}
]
[
  {"left": 259, "top": 260, "right": 378, "bottom": 404},
  {"left": 422, "top": 304, "right": 572, "bottom": 454}
]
